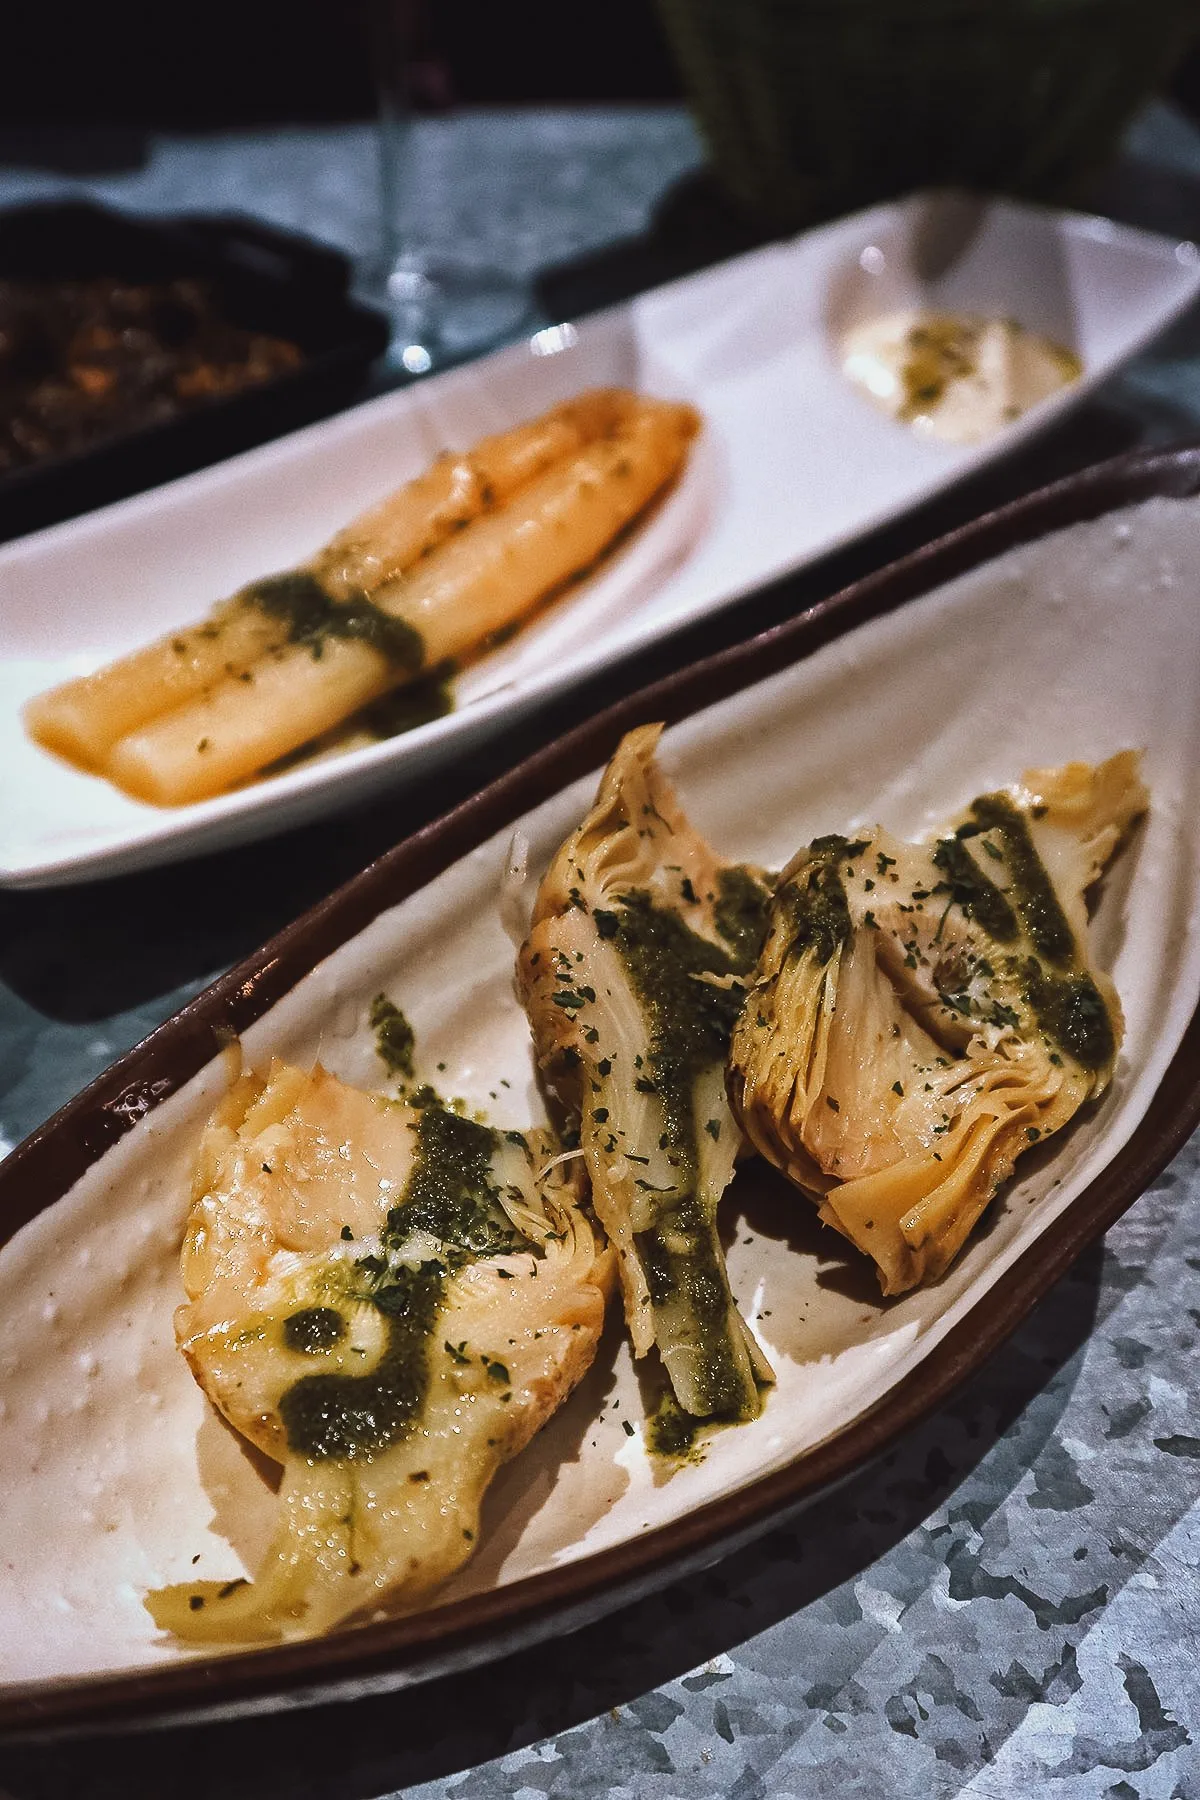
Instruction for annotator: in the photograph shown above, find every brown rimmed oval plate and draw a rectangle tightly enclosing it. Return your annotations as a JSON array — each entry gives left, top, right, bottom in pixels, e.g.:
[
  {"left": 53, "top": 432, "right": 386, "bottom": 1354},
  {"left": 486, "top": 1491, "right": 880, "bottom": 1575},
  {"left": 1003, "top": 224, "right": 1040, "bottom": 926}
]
[{"left": 3, "top": 444, "right": 1200, "bottom": 1739}]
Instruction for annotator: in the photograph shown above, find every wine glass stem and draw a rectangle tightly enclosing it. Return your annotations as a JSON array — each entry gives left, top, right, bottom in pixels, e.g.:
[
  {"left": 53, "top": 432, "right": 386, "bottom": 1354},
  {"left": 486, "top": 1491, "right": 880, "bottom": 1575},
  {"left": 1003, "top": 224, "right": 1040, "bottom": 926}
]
[
  {"left": 367, "top": 0, "right": 531, "bottom": 367},
  {"left": 376, "top": 89, "right": 409, "bottom": 288},
  {"left": 370, "top": 0, "right": 424, "bottom": 287}
]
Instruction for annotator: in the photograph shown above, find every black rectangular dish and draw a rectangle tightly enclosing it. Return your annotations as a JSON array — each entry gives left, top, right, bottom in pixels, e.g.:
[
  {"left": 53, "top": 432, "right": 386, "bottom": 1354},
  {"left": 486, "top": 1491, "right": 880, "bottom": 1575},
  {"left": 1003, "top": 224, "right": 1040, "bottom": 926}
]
[{"left": 0, "top": 200, "right": 390, "bottom": 543}]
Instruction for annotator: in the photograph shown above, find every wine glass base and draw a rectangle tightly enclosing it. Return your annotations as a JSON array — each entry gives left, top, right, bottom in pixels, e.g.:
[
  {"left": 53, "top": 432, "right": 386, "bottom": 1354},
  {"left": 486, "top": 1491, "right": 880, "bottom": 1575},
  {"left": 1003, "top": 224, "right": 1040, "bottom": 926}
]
[{"left": 384, "top": 260, "right": 532, "bottom": 371}]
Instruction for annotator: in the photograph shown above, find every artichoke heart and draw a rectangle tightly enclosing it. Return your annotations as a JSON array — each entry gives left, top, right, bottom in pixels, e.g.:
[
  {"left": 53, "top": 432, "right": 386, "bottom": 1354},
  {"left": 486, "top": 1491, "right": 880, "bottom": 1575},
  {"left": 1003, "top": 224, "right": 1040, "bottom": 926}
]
[
  {"left": 728, "top": 753, "right": 1147, "bottom": 1295},
  {"left": 518, "top": 723, "right": 774, "bottom": 1424},
  {"left": 146, "top": 1059, "right": 612, "bottom": 1643}
]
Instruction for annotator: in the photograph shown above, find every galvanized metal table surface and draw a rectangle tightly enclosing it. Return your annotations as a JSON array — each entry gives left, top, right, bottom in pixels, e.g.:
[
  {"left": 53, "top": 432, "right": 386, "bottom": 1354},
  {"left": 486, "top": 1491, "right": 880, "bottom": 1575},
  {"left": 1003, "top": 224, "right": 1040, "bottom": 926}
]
[{"left": 3, "top": 101, "right": 1200, "bottom": 1800}]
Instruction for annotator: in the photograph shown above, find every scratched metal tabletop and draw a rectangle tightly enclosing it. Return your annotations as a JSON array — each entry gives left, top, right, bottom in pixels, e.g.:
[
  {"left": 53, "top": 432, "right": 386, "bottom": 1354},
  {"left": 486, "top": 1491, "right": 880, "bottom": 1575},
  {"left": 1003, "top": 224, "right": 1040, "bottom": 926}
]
[{"left": 2, "top": 101, "right": 1200, "bottom": 1800}]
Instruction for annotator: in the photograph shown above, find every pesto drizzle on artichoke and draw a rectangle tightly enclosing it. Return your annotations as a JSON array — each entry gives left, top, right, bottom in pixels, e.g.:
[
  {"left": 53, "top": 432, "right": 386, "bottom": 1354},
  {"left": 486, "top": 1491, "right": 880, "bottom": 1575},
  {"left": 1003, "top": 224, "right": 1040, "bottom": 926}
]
[
  {"left": 951, "top": 795, "right": 1111, "bottom": 1066},
  {"left": 278, "top": 1106, "right": 524, "bottom": 1462},
  {"left": 775, "top": 834, "right": 855, "bottom": 963},
  {"left": 967, "top": 793, "right": 1074, "bottom": 965},
  {"left": 606, "top": 870, "right": 769, "bottom": 1419},
  {"left": 1020, "top": 959, "right": 1115, "bottom": 1072},
  {"left": 283, "top": 1306, "right": 346, "bottom": 1356},
  {"left": 932, "top": 833, "right": 1019, "bottom": 941}
]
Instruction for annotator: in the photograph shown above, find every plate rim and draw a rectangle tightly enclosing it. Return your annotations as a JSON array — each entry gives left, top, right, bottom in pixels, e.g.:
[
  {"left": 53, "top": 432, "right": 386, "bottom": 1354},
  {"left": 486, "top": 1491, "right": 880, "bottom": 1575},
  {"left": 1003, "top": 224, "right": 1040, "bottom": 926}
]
[
  {"left": 5, "top": 439, "right": 1200, "bottom": 1738},
  {"left": 4, "top": 189, "right": 1199, "bottom": 889}
]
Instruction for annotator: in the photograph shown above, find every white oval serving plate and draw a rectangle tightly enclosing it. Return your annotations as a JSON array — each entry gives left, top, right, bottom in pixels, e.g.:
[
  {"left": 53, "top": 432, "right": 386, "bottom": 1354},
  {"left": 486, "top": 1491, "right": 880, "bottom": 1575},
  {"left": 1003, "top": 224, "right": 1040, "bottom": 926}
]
[{"left": 1, "top": 191, "right": 1197, "bottom": 888}]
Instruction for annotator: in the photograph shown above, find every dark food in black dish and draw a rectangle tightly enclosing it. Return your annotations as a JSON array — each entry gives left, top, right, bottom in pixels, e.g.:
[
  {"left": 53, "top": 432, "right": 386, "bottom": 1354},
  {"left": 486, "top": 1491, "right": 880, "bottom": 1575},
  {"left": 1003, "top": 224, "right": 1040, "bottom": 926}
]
[
  {"left": 0, "top": 276, "right": 304, "bottom": 472},
  {"left": 0, "top": 202, "right": 389, "bottom": 543}
]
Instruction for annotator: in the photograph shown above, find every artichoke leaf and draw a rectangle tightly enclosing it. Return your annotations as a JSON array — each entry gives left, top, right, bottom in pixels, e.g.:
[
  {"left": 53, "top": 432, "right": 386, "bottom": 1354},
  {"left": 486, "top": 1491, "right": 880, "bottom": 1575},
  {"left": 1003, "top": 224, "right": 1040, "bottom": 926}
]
[
  {"left": 728, "top": 753, "right": 1147, "bottom": 1295},
  {"left": 147, "top": 1060, "right": 612, "bottom": 1643},
  {"left": 518, "top": 723, "right": 774, "bottom": 1423}
]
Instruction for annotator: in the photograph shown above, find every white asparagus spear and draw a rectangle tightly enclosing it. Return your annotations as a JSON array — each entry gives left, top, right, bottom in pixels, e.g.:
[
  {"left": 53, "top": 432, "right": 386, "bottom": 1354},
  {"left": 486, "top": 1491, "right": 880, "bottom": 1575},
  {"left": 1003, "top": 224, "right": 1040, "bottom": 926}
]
[
  {"left": 314, "top": 386, "right": 635, "bottom": 598},
  {"left": 24, "top": 389, "right": 637, "bottom": 771},
  {"left": 105, "top": 399, "right": 699, "bottom": 806}
]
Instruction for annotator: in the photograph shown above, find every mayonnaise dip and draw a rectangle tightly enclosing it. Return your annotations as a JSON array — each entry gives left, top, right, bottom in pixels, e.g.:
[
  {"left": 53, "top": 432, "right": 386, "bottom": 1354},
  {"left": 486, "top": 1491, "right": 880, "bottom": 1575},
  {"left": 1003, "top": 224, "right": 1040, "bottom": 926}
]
[{"left": 842, "top": 311, "right": 1081, "bottom": 444}]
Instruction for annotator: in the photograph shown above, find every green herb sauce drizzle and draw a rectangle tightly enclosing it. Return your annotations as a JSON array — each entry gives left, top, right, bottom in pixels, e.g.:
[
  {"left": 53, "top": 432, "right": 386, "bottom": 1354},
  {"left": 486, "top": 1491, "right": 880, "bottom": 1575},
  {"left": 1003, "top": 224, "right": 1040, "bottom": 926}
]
[
  {"left": 954, "top": 794, "right": 1114, "bottom": 1069},
  {"left": 637, "top": 1195, "right": 751, "bottom": 1418},
  {"left": 968, "top": 793, "right": 1074, "bottom": 965},
  {"left": 283, "top": 1306, "right": 346, "bottom": 1356},
  {"left": 244, "top": 571, "right": 425, "bottom": 674},
  {"left": 1020, "top": 959, "right": 1114, "bottom": 1073},
  {"left": 932, "top": 834, "right": 1018, "bottom": 941},
  {"left": 369, "top": 993, "right": 416, "bottom": 1082},
  {"left": 788, "top": 807, "right": 1114, "bottom": 1075},
  {"left": 279, "top": 1263, "right": 443, "bottom": 1461},
  {"left": 776, "top": 836, "right": 855, "bottom": 964},
  {"left": 359, "top": 672, "right": 453, "bottom": 739},
  {"left": 712, "top": 866, "right": 775, "bottom": 965},
  {"left": 646, "top": 1385, "right": 706, "bottom": 1460},
  {"left": 607, "top": 873, "right": 769, "bottom": 1420},
  {"left": 382, "top": 1107, "right": 525, "bottom": 1264},
  {"left": 278, "top": 1106, "right": 525, "bottom": 1462}
]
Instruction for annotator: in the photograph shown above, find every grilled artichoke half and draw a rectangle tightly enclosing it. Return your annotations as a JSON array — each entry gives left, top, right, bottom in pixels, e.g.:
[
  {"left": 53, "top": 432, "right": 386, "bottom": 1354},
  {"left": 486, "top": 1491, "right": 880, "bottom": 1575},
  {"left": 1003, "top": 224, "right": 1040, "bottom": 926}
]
[
  {"left": 728, "top": 753, "right": 1147, "bottom": 1295},
  {"left": 518, "top": 723, "right": 774, "bottom": 1423},
  {"left": 147, "top": 1059, "right": 611, "bottom": 1643}
]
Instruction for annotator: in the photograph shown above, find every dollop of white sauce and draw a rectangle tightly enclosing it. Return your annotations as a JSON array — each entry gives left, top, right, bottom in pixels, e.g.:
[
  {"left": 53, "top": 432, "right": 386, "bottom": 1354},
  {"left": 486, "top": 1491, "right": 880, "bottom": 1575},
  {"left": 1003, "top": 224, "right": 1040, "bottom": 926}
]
[{"left": 842, "top": 311, "right": 1081, "bottom": 444}]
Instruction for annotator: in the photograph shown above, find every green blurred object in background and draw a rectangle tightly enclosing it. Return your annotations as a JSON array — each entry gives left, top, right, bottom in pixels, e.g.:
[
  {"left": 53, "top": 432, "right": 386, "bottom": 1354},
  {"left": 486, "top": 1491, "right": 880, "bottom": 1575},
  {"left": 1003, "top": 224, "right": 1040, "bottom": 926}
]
[{"left": 654, "top": 0, "right": 1200, "bottom": 230}]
